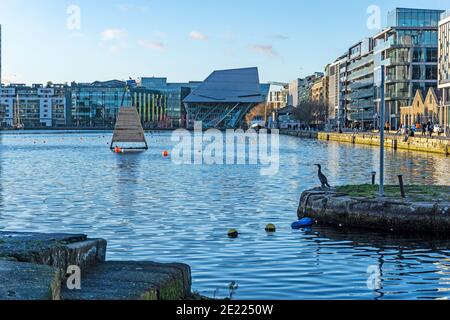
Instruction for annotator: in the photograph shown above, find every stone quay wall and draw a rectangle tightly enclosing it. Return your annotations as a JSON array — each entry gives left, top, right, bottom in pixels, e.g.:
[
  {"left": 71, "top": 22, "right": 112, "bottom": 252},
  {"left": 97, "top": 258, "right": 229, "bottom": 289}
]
[{"left": 281, "top": 130, "right": 450, "bottom": 155}]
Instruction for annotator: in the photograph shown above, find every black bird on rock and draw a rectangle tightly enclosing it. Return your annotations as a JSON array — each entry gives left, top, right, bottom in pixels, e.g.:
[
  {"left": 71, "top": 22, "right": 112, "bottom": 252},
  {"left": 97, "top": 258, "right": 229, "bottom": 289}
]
[{"left": 315, "top": 164, "right": 331, "bottom": 189}]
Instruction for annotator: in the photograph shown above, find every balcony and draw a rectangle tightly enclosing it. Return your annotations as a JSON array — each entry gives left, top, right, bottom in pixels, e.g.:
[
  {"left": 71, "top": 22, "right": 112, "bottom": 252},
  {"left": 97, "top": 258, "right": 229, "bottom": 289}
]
[
  {"left": 347, "top": 55, "right": 374, "bottom": 72},
  {"left": 349, "top": 78, "right": 374, "bottom": 90},
  {"left": 347, "top": 100, "right": 375, "bottom": 110},
  {"left": 349, "top": 88, "right": 374, "bottom": 100},
  {"left": 347, "top": 67, "right": 374, "bottom": 82},
  {"left": 386, "top": 92, "right": 410, "bottom": 100},
  {"left": 386, "top": 74, "right": 409, "bottom": 82},
  {"left": 388, "top": 56, "right": 411, "bottom": 64}
]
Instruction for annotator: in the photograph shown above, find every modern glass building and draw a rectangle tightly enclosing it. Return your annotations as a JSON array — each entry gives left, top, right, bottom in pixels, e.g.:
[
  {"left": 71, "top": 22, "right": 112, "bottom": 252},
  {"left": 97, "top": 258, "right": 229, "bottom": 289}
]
[
  {"left": 70, "top": 80, "right": 172, "bottom": 128},
  {"left": 438, "top": 11, "right": 450, "bottom": 133},
  {"left": 346, "top": 38, "right": 375, "bottom": 129},
  {"left": 131, "top": 87, "right": 169, "bottom": 129},
  {"left": 183, "top": 67, "right": 264, "bottom": 129},
  {"left": 70, "top": 80, "right": 131, "bottom": 128},
  {"left": 373, "top": 8, "right": 444, "bottom": 130},
  {"left": 139, "top": 77, "right": 201, "bottom": 128}
]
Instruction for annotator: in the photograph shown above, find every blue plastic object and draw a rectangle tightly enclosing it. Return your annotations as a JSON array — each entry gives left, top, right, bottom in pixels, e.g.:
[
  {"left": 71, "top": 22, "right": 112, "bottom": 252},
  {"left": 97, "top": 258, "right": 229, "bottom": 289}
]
[{"left": 291, "top": 218, "right": 314, "bottom": 229}]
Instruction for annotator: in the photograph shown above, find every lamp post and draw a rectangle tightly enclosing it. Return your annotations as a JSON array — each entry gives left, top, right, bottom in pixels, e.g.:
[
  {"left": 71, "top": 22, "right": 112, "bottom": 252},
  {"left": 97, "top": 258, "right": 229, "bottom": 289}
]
[{"left": 378, "top": 65, "right": 386, "bottom": 197}]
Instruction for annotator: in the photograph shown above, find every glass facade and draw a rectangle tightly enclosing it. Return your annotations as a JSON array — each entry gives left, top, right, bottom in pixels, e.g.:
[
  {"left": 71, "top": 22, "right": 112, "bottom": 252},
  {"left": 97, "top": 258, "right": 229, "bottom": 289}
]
[
  {"left": 70, "top": 81, "right": 174, "bottom": 128},
  {"left": 439, "top": 15, "right": 450, "bottom": 87},
  {"left": 373, "top": 8, "right": 444, "bottom": 129},
  {"left": 439, "top": 13, "right": 450, "bottom": 132},
  {"left": 71, "top": 83, "right": 130, "bottom": 128},
  {"left": 138, "top": 77, "right": 199, "bottom": 127},
  {"left": 131, "top": 88, "right": 169, "bottom": 129},
  {"left": 388, "top": 8, "right": 441, "bottom": 27},
  {"left": 159, "top": 86, "right": 192, "bottom": 128}
]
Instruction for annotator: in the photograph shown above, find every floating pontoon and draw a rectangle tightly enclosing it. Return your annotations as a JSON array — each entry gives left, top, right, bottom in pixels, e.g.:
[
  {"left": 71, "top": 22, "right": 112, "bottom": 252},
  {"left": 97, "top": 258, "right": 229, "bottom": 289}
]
[
  {"left": 111, "top": 106, "right": 148, "bottom": 151},
  {"left": 110, "top": 83, "right": 148, "bottom": 152}
]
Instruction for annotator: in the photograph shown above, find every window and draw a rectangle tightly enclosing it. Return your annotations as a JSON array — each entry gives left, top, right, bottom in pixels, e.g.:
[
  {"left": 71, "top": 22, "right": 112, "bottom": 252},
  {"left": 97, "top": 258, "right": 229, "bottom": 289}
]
[
  {"left": 425, "top": 66, "right": 437, "bottom": 80},
  {"left": 413, "top": 48, "right": 422, "bottom": 62},
  {"left": 426, "top": 48, "right": 438, "bottom": 62},
  {"left": 412, "top": 66, "right": 422, "bottom": 80}
]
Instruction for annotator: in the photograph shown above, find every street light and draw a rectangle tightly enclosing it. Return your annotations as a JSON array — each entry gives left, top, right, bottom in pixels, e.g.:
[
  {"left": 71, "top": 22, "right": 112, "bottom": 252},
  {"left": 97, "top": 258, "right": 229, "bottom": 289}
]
[{"left": 375, "top": 64, "right": 386, "bottom": 197}]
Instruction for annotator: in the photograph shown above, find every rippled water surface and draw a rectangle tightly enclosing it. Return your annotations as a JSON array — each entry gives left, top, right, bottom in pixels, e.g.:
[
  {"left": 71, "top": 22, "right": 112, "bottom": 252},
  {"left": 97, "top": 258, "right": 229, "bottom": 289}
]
[{"left": 1, "top": 131, "right": 450, "bottom": 300}]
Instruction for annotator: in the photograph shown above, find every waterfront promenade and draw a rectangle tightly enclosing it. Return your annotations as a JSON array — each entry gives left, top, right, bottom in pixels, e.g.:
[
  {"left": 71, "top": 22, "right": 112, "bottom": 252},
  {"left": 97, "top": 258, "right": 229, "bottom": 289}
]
[{"left": 282, "top": 130, "right": 450, "bottom": 155}]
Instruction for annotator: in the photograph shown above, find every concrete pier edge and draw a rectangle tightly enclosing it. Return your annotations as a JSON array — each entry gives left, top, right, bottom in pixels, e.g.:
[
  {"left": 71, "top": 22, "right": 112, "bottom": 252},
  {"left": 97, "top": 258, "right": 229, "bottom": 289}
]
[
  {"left": 0, "top": 232, "right": 192, "bottom": 300},
  {"left": 298, "top": 187, "right": 450, "bottom": 234}
]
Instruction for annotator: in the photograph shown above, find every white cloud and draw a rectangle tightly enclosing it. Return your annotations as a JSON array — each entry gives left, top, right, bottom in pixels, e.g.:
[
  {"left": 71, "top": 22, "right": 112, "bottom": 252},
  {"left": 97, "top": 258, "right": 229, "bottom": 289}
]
[
  {"left": 250, "top": 45, "right": 279, "bottom": 58},
  {"left": 138, "top": 40, "right": 166, "bottom": 52},
  {"left": 101, "top": 28, "right": 127, "bottom": 41},
  {"left": 189, "top": 31, "right": 208, "bottom": 41},
  {"left": 101, "top": 28, "right": 128, "bottom": 53}
]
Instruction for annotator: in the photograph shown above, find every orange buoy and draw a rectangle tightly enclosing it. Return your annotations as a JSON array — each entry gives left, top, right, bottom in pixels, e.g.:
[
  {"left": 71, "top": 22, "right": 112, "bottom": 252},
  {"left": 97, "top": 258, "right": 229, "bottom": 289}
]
[
  {"left": 162, "top": 150, "right": 170, "bottom": 158},
  {"left": 115, "top": 146, "right": 121, "bottom": 154}
]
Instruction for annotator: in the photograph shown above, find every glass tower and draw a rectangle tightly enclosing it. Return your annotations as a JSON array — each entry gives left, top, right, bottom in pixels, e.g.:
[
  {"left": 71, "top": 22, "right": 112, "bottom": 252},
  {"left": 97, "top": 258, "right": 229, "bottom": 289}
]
[{"left": 373, "top": 8, "right": 444, "bottom": 130}]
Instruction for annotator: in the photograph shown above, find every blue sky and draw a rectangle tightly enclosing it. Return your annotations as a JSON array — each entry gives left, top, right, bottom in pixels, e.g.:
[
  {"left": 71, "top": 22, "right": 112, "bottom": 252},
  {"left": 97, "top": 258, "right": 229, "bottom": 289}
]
[{"left": 0, "top": 0, "right": 448, "bottom": 84}]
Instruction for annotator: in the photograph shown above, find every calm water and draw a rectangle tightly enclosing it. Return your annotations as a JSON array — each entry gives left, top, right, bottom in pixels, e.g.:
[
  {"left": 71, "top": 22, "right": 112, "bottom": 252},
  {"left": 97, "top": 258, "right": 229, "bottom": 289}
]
[{"left": 1, "top": 131, "right": 450, "bottom": 300}]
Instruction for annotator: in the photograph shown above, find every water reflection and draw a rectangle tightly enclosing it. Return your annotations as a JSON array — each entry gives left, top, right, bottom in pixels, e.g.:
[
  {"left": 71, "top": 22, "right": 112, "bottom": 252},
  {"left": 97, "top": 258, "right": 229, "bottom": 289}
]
[
  {"left": 0, "top": 133, "right": 3, "bottom": 225},
  {"left": 114, "top": 153, "right": 142, "bottom": 209},
  {"left": 0, "top": 132, "right": 449, "bottom": 299},
  {"left": 313, "top": 227, "right": 450, "bottom": 300}
]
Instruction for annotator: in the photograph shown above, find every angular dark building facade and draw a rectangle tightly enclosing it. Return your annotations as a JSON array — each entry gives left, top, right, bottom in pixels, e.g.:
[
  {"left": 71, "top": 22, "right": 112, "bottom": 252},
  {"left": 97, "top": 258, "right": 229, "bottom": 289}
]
[{"left": 183, "top": 67, "right": 263, "bottom": 129}]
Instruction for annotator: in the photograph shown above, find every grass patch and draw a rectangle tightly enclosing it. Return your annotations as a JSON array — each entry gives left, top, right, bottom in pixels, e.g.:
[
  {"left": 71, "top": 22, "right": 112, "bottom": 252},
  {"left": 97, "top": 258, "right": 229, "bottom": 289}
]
[{"left": 335, "top": 185, "right": 450, "bottom": 201}]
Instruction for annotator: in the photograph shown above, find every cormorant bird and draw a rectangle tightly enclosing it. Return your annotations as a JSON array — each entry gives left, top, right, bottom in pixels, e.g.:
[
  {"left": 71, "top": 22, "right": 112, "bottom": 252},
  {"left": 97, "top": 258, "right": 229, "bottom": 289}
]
[{"left": 315, "top": 164, "right": 331, "bottom": 188}]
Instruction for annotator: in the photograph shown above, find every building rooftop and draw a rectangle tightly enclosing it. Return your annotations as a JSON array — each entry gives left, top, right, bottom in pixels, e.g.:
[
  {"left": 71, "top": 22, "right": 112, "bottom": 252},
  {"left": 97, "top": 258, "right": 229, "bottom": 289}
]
[
  {"left": 442, "top": 11, "right": 450, "bottom": 20},
  {"left": 183, "top": 67, "right": 263, "bottom": 104}
]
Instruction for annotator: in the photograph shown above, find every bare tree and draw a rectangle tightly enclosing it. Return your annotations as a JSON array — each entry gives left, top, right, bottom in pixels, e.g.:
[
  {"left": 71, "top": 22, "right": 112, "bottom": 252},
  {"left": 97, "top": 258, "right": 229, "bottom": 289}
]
[
  {"left": 293, "top": 101, "right": 329, "bottom": 128},
  {"left": 245, "top": 103, "right": 272, "bottom": 125}
]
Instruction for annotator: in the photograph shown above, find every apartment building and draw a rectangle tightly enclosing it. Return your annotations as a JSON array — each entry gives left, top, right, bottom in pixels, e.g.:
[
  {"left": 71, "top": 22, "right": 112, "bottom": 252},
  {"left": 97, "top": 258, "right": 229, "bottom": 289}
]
[
  {"left": 373, "top": 8, "right": 444, "bottom": 130},
  {"left": 0, "top": 83, "right": 68, "bottom": 128},
  {"left": 438, "top": 11, "right": 450, "bottom": 132}
]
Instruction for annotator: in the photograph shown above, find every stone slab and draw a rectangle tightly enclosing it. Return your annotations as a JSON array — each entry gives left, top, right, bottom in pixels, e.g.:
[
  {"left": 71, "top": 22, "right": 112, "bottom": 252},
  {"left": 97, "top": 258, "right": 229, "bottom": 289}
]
[
  {"left": 61, "top": 261, "right": 191, "bottom": 300},
  {"left": 0, "top": 260, "right": 61, "bottom": 300},
  {"left": 0, "top": 231, "right": 107, "bottom": 270}
]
